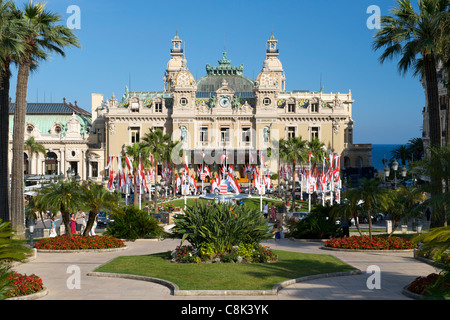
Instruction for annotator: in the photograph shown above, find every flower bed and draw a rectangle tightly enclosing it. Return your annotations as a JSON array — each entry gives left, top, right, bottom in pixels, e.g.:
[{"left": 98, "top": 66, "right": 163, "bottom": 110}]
[
  {"left": 4, "top": 272, "right": 44, "bottom": 299},
  {"left": 169, "top": 243, "right": 278, "bottom": 264},
  {"left": 408, "top": 273, "right": 440, "bottom": 295},
  {"left": 324, "top": 236, "right": 417, "bottom": 250},
  {"left": 33, "top": 235, "right": 125, "bottom": 250}
]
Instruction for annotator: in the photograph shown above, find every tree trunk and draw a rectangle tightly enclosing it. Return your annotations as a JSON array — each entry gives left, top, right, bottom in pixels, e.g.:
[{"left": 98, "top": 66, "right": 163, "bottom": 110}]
[
  {"left": 154, "top": 159, "right": 159, "bottom": 214},
  {"left": 291, "top": 159, "right": 296, "bottom": 211},
  {"left": 83, "top": 210, "right": 98, "bottom": 237},
  {"left": 367, "top": 208, "right": 373, "bottom": 240},
  {"left": 353, "top": 214, "right": 363, "bottom": 236},
  {"left": 133, "top": 170, "right": 139, "bottom": 208},
  {"left": 424, "top": 53, "right": 445, "bottom": 226},
  {"left": 424, "top": 54, "right": 441, "bottom": 148},
  {"left": 0, "top": 61, "right": 11, "bottom": 223},
  {"left": 11, "top": 59, "right": 31, "bottom": 238}
]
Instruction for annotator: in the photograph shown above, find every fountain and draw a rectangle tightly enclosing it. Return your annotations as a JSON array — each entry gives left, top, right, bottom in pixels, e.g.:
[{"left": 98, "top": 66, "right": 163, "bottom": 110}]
[{"left": 199, "top": 180, "right": 249, "bottom": 204}]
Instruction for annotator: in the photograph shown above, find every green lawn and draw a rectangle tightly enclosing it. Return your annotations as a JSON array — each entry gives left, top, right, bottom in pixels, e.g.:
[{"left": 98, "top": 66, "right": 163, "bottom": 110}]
[{"left": 94, "top": 249, "right": 356, "bottom": 290}]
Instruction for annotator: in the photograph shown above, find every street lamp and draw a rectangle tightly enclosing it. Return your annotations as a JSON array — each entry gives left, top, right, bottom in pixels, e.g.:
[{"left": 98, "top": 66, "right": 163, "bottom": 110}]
[
  {"left": 392, "top": 160, "right": 399, "bottom": 189},
  {"left": 384, "top": 165, "right": 390, "bottom": 184},
  {"left": 28, "top": 217, "right": 35, "bottom": 248}
]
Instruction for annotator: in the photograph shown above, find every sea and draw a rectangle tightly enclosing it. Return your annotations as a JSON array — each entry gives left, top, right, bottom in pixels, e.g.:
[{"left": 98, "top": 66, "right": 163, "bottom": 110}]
[{"left": 371, "top": 144, "right": 402, "bottom": 173}]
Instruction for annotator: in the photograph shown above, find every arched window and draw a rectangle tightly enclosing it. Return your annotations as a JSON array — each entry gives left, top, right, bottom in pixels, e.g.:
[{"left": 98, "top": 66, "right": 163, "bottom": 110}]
[
  {"left": 343, "top": 156, "right": 351, "bottom": 168},
  {"left": 356, "top": 156, "right": 363, "bottom": 168},
  {"left": 45, "top": 152, "right": 58, "bottom": 175}
]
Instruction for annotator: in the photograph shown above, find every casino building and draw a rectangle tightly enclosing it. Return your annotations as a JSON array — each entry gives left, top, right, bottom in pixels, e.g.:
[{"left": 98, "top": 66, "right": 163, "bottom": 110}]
[{"left": 11, "top": 33, "right": 374, "bottom": 186}]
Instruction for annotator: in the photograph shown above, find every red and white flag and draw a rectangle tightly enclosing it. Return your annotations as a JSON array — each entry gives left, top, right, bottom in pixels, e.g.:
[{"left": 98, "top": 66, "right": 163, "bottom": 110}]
[{"left": 183, "top": 155, "right": 189, "bottom": 173}]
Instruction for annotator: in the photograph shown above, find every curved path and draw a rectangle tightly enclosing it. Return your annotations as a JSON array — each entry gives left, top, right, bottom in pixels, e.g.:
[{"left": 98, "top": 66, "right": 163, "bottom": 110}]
[{"left": 12, "top": 239, "right": 438, "bottom": 300}]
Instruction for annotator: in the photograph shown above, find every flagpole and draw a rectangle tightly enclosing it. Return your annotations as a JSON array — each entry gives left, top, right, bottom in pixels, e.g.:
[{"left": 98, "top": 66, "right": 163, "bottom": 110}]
[
  {"left": 260, "top": 152, "right": 263, "bottom": 213},
  {"left": 322, "top": 156, "right": 325, "bottom": 206},
  {"left": 308, "top": 157, "right": 311, "bottom": 213}
]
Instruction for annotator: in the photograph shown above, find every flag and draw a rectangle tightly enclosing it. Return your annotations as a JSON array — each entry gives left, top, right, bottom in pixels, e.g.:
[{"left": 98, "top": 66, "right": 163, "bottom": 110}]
[
  {"left": 149, "top": 154, "right": 154, "bottom": 166},
  {"left": 221, "top": 153, "right": 229, "bottom": 164},
  {"left": 204, "top": 165, "right": 211, "bottom": 177},
  {"left": 107, "top": 171, "right": 115, "bottom": 190},
  {"left": 190, "top": 174, "right": 198, "bottom": 194},
  {"left": 105, "top": 156, "right": 113, "bottom": 170},
  {"left": 228, "top": 165, "right": 235, "bottom": 176},
  {"left": 259, "top": 153, "right": 265, "bottom": 167},
  {"left": 183, "top": 155, "right": 189, "bottom": 172},
  {"left": 211, "top": 178, "right": 217, "bottom": 193},
  {"left": 249, "top": 151, "right": 256, "bottom": 164},
  {"left": 228, "top": 172, "right": 241, "bottom": 194},
  {"left": 124, "top": 156, "right": 133, "bottom": 173},
  {"left": 176, "top": 173, "right": 181, "bottom": 192},
  {"left": 308, "top": 152, "right": 313, "bottom": 162}
]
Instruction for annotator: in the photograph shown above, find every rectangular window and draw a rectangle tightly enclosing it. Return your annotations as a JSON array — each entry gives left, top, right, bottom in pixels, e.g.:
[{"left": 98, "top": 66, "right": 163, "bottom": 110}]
[
  {"left": 221, "top": 127, "right": 230, "bottom": 143},
  {"left": 311, "top": 127, "right": 319, "bottom": 141},
  {"left": 130, "top": 128, "right": 140, "bottom": 144},
  {"left": 288, "top": 103, "right": 295, "bottom": 113},
  {"left": 242, "top": 127, "right": 251, "bottom": 143},
  {"left": 311, "top": 103, "right": 319, "bottom": 113},
  {"left": 91, "top": 162, "right": 98, "bottom": 178},
  {"left": 153, "top": 127, "right": 164, "bottom": 134},
  {"left": 131, "top": 102, "right": 139, "bottom": 112},
  {"left": 155, "top": 102, "right": 162, "bottom": 113},
  {"left": 200, "top": 126, "right": 208, "bottom": 142},
  {"left": 287, "top": 127, "right": 296, "bottom": 139}
]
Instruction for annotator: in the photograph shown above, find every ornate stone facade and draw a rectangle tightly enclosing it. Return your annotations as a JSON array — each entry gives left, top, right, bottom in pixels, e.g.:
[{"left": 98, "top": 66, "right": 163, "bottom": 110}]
[{"left": 90, "top": 33, "right": 373, "bottom": 183}]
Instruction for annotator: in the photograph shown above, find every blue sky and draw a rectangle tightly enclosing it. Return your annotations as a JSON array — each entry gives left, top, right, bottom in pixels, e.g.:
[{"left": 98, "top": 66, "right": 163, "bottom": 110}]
[{"left": 9, "top": 0, "right": 425, "bottom": 144}]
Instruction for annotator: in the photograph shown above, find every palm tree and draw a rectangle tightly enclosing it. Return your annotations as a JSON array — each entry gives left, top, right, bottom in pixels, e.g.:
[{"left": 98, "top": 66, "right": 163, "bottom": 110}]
[
  {"left": 80, "top": 182, "right": 119, "bottom": 236},
  {"left": 279, "top": 136, "right": 308, "bottom": 211},
  {"left": 420, "top": 146, "right": 450, "bottom": 226},
  {"left": 373, "top": 0, "right": 449, "bottom": 149},
  {"left": 307, "top": 138, "right": 326, "bottom": 168},
  {"left": 331, "top": 189, "right": 364, "bottom": 236},
  {"left": 0, "top": 219, "right": 31, "bottom": 261},
  {"left": 141, "top": 128, "right": 172, "bottom": 215},
  {"left": 0, "top": 1, "right": 27, "bottom": 223},
  {"left": 10, "top": 1, "right": 80, "bottom": 237},
  {"left": 35, "top": 180, "right": 83, "bottom": 239},
  {"left": 355, "top": 177, "right": 392, "bottom": 239},
  {"left": 390, "top": 144, "right": 409, "bottom": 166},
  {"left": 123, "top": 142, "right": 150, "bottom": 207},
  {"left": 24, "top": 136, "right": 45, "bottom": 175},
  {"left": 406, "top": 137, "right": 424, "bottom": 162},
  {"left": 386, "top": 186, "right": 423, "bottom": 236}
]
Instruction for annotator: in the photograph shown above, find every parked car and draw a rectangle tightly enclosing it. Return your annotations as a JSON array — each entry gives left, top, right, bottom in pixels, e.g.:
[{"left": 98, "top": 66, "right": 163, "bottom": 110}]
[
  {"left": 97, "top": 211, "right": 114, "bottom": 228},
  {"left": 288, "top": 211, "right": 309, "bottom": 223}
]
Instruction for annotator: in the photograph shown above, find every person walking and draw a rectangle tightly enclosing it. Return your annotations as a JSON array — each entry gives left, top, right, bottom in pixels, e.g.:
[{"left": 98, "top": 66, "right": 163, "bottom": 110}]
[
  {"left": 341, "top": 218, "right": 350, "bottom": 238},
  {"left": 263, "top": 202, "right": 269, "bottom": 219},
  {"left": 269, "top": 204, "right": 277, "bottom": 221},
  {"left": 49, "top": 216, "right": 57, "bottom": 238}
]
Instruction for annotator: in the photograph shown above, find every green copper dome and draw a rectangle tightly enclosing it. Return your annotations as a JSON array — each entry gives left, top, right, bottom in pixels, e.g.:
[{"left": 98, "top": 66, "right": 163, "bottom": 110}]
[{"left": 197, "top": 51, "right": 255, "bottom": 93}]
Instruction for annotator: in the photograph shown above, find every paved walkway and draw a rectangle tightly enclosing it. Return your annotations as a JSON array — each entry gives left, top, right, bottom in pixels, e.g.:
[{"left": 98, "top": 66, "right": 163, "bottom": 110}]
[{"left": 12, "top": 238, "right": 438, "bottom": 300}]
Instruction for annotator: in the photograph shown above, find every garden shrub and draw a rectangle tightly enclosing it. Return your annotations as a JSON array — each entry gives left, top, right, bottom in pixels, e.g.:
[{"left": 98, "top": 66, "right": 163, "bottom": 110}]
[
  {"left": 106, "top": 206, "right": 164, "bottom": 240},
  {"left": 169, "top": 243, "right": 278, "bottom": 264},
  {"left": 171, "top": 202, "right": 273, "bottom": 253},
  {"left": 286, "top": 205, "right": 340, "bottom": 239}
]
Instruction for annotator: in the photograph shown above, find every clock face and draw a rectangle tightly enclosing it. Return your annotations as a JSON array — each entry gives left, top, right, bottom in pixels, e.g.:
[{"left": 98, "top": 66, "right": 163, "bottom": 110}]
[{"left": 219, "top": 96, "right": 231, "bottom": 108}]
